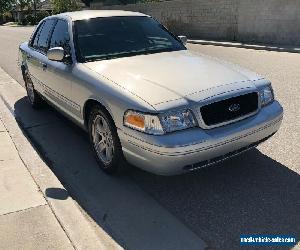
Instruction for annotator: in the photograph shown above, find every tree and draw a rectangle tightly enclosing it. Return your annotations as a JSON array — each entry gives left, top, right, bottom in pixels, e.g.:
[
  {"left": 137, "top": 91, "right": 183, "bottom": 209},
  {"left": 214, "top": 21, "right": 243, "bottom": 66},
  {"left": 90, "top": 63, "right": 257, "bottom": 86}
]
[
  {"left": 14, "top": 0, "right": 32, "bottom": 11},
  {"left": 15, "top": 0, "right": 41, "bottom": 23},
  {"left": 94, "top": 0, "right": 160, "bottom": 5},
  {"left": 0, "top": 0, "right": 14, "bottom": 15},
  {"left": 51, "top": 0, "right": 80, "bottom": 14},
  {"left": 31, "top": 0, "right": 42, "bottom": 24}
]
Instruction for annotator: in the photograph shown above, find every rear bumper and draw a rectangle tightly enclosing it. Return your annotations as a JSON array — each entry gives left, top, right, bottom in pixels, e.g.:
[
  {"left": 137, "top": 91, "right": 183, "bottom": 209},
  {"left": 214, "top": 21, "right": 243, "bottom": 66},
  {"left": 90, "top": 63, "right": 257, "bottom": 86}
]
[{"left": 118, "top": 101, "right": 283, "bottom": 175}]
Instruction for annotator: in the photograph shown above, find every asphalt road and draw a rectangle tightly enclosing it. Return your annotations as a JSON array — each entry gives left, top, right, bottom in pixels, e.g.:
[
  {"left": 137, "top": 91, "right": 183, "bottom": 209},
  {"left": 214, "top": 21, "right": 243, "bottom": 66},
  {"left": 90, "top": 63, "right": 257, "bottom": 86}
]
[
  {"left": 0, "top": 26, "right": 33, "bottom": 86},
  {"left": 0, "top": 26, "right": 299, "bottom": 250}
]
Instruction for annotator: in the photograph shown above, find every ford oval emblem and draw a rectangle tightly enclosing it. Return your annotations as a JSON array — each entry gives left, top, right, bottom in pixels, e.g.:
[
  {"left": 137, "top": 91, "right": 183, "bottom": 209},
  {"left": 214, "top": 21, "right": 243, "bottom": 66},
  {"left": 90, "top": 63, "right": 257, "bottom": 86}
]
[{"left": 228, "top": 103, "right": 241, "bottom": 112}]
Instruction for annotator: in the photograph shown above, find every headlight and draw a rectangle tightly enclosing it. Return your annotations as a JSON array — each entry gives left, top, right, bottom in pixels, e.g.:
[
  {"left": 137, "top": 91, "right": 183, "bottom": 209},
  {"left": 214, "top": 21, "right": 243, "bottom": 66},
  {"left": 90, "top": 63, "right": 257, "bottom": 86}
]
[
  {"left": 124, "top": 110, "right": 164, "bottom": 135},
  {"left": 159, "top": 109, "right": 197, "bottom": 133},
  {"left": 259, "top": 86, "right": 274, "bottom": 106},
  {"left": 124, "top": 109, "right": 197, "bottom": 135}
]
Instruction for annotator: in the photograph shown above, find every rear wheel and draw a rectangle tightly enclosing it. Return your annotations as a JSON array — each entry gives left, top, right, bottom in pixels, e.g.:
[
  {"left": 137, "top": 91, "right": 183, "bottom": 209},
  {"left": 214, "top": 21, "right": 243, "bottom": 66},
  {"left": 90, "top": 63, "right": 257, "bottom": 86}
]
[
  {"left": 24, "top": 73, "right": 43, "bottom": 109},
  {"left": 88, "top": 105, "right": 125, "bottom": 174}
]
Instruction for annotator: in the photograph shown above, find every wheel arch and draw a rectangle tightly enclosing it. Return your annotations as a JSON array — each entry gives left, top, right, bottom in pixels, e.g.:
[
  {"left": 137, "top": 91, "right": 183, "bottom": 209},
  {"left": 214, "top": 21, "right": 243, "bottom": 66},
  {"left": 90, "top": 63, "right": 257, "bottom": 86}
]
[
  {"left": 83, "top": 99, "right": 115, "bottom": 129},
  {"left": 20, "top": 61, "right": 29, "bottom": 82}
]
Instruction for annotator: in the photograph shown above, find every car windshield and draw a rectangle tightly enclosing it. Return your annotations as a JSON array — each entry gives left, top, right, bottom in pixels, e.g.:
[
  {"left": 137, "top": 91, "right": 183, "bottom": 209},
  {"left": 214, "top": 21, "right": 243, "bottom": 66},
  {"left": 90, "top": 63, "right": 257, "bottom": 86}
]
[{"left": 74, "top": 16, "right": 186, "bottom": 62}]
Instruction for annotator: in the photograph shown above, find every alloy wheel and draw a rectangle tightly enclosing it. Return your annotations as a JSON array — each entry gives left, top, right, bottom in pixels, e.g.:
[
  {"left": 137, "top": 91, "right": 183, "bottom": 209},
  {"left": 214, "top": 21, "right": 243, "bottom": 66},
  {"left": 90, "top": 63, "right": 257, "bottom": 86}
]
[
  {"left": 92, "top": 114, "right": 114, "bottom": 165},
  {"left": 26, "top": 76, "right": 35, "bottom": 104}
]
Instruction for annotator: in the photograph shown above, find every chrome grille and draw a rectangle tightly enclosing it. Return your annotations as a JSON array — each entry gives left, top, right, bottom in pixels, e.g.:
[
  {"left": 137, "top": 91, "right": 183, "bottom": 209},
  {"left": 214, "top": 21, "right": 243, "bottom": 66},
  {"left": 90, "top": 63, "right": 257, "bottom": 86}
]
[{"left": 200, "top": 92, "right": 259, "bottom": 127}]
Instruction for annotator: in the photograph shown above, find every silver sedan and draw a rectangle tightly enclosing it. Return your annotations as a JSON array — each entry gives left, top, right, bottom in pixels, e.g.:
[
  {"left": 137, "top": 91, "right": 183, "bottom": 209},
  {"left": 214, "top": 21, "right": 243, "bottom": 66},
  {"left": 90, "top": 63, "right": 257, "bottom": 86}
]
[{"left": 19, "top": 10, "right": 283, "bottom": 175}]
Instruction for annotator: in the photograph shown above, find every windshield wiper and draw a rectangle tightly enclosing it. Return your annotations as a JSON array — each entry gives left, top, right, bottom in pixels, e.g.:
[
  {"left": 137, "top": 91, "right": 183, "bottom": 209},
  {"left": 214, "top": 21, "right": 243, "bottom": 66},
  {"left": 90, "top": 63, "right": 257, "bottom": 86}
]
[{"left": 84, "top": 47, "right": 182, "bottom": 62}]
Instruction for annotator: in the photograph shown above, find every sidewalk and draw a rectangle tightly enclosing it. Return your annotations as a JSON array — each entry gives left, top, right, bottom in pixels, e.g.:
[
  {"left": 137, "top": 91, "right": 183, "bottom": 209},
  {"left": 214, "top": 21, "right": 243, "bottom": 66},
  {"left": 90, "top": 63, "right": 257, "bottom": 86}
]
[
  {"left": 0, "top": 68, "right": 122, "bottom": 249},
  {"left": 0, "top": 119, "right": 75, "bottom": 249}
]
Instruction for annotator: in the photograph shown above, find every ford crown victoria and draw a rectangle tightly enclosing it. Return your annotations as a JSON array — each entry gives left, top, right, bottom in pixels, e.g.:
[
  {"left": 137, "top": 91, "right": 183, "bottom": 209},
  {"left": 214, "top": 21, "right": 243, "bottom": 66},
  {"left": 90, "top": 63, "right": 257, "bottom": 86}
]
[{"left": 19, "top": 10, "right": 283, "bottom": 175}]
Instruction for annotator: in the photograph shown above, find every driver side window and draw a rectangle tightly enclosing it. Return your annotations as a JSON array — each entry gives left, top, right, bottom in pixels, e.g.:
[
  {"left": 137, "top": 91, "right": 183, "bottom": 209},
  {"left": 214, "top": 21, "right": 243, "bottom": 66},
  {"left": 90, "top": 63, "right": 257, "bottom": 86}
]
[
  {"left": 50, "top": 20, "right": 71, "bottom": 55},
  {"left": 32, "top": 19, "right": 55, "bottom": 53},
  {"left": 32, "top": 22, "right": 44, "bottom": 49}
]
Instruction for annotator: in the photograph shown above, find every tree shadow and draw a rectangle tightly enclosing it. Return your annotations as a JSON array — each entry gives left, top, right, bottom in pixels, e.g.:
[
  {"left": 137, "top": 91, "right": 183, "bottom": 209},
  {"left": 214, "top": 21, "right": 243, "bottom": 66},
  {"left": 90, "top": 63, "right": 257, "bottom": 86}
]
[
  {"left": 45, "top": 188, "right": 69, "bottom": 200},
  {"left": 14, "top": 97, "right": 299, "bottom": 250}
]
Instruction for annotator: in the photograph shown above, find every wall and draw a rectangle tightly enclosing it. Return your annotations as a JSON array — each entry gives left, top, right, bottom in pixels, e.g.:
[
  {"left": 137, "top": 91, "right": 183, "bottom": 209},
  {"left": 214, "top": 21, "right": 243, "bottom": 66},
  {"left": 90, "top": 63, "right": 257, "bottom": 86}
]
[
  {"left": 91, "top": 0, "right": 238, "bottom": 41},
  {"left": 238, "top": 0, "right": 300, "bottom": 45},
  {"left": 91, "top": 0, "right": 300, "bottom": 46}
]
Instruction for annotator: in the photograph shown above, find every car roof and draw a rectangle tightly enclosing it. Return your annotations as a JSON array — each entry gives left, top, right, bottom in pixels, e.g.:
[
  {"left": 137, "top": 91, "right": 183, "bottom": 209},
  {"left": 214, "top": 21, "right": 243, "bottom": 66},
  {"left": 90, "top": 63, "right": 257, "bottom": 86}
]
[{"left": 55, "top": 10, "right": 149, "bottom": 21}]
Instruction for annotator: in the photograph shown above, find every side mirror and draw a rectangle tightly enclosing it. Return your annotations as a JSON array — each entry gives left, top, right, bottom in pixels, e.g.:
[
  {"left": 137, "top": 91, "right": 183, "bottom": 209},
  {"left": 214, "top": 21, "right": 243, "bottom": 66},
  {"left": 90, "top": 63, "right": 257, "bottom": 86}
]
[
  {"left": 47, "top": 47, "right": 65, "bottom": 62},
  {"left": 178, "top": 35, "right": 188, "bottom": 46}
]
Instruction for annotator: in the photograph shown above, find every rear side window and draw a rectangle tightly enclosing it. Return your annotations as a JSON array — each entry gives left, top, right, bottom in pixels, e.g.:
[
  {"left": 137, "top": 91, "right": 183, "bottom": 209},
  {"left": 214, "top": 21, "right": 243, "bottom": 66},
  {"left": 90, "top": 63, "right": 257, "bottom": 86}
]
[
  {"left": 37, "top": 19, "right": 56, "bottom": 53},
  {"left": 32, "top": 22, "right": 45, "bottom": 49},
  {"left": 50, "top": 20, "right": 71, "bottom": 54}
]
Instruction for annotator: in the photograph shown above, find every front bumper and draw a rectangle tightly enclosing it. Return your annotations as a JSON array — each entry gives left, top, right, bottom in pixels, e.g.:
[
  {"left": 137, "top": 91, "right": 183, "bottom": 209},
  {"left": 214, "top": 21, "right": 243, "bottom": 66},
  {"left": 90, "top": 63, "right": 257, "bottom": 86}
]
[{"left": 118, "top": 101, "right": 283, "bottom": 175}]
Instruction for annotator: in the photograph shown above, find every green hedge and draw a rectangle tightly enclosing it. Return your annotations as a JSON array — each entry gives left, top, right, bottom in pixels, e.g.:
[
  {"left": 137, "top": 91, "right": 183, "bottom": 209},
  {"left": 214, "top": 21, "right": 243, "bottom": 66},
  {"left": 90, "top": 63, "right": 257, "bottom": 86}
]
[{"left": 20, "top": 10, "right": 50, "bottom": 25}]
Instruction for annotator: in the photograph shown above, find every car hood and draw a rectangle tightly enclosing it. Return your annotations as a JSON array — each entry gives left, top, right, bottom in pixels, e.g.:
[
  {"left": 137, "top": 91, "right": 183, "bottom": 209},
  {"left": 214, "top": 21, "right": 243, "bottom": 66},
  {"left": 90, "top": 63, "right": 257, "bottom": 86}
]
[{"left": 84, "top": 50, "right": 263, "bottom": 110}]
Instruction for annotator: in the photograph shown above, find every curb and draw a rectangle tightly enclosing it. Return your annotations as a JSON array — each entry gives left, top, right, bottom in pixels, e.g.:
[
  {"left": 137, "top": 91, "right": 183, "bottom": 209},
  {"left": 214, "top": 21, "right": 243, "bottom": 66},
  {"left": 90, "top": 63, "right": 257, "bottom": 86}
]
[
  {"left": 188, "top": 39, "right": 300, "bottom": 54},
  {"left": 0, "top": 67, "right": 122, "bottom": 250}
]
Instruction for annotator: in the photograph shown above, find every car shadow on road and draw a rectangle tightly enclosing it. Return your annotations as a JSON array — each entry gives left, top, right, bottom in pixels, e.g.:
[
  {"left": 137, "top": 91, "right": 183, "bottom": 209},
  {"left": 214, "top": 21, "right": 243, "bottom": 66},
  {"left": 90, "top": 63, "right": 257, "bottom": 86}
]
[
  {"left": 130, "top": 150, "right": 300, "bottom": 249},
  {"left": 14, "top": 97, "right": 300, "bottom": 250}
]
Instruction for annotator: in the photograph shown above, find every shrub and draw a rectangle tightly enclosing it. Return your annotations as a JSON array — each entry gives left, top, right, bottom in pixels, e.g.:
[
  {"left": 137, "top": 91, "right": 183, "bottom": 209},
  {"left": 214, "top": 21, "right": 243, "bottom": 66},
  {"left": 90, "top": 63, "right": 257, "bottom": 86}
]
[
  {"left": 36, "top": 10, "right": 50, "bottom": 23},
  {"left": 25, "top": 14, "right": 35, "bottom": 25},
  {"left": 20, "top": 18, "right": 28, "bottom": 26},
  {"left": 24, "top": 10, "right": 50, "bottom": 25}
]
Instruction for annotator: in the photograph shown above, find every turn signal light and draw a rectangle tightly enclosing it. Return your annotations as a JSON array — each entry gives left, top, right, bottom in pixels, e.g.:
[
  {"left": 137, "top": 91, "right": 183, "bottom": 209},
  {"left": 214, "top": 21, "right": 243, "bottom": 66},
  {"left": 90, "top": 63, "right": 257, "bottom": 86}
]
[{"left": 124, "top": 113, "right": 145, "bottom": 129}]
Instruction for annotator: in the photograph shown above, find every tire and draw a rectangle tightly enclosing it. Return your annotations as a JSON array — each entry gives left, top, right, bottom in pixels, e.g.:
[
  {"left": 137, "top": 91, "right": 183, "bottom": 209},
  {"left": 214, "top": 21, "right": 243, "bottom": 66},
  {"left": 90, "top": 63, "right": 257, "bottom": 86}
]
[
  {"left": 24, "top": 72, "right": 43, "bottom": 109},
  {"left": 88, "top": 105, "right": 126, "bottom": 175}
]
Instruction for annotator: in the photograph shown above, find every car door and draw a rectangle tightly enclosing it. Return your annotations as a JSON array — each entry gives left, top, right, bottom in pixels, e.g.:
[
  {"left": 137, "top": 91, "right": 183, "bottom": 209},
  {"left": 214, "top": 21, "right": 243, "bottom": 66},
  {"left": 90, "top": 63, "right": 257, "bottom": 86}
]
[
  {"left": 26, "top": 19, "right": 56, "bottom": 94},
  {"left": 26, "top": 20, "right": 45, "bottom": 92},
  {"left": 40, "top": 18, "right": 81, "bottom": 117}
]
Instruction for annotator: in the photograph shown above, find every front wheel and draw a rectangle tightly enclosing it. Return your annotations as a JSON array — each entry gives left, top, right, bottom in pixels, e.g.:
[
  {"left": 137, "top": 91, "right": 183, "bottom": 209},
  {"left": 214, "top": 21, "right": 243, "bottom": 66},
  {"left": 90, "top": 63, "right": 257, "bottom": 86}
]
[
  {"left": 88, "top": 105, "right": 126, "bottom": 174},
  {"left": 24, "top": 73, "right": 43, "bottom": 109}
]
